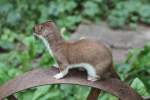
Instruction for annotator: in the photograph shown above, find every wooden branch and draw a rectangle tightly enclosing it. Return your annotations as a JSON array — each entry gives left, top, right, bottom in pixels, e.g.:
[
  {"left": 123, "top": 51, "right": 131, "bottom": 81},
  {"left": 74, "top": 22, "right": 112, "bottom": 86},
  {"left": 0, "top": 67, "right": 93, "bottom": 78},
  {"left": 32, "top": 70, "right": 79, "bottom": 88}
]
[
  {"left": 0, "top": 68, "right": 143, "bottom": 100},
  {"left": 6, "top": 95, "right": 17, "bottom": 100},
  {"left": 87, "top": 88, "right": 101, "bottom": 100}
]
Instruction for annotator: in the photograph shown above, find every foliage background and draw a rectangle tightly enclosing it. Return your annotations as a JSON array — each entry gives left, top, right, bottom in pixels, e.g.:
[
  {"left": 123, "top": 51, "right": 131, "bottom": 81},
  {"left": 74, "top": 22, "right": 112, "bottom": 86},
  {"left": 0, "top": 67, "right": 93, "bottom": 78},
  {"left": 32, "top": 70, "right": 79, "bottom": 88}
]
[{"left": 0, "top": 0, "right": 150, "bottom": 100}]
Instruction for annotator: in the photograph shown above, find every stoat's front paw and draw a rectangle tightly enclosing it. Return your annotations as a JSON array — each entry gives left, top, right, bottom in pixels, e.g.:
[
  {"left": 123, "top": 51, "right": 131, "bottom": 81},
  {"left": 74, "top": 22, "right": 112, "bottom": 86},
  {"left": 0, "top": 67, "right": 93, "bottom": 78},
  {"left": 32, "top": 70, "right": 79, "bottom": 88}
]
[
  {"left": 53, "top": 63, "right": 59, "bottom": 68},
  {"left": 53, "top": 73, "right": 64, "bottom": 79}
]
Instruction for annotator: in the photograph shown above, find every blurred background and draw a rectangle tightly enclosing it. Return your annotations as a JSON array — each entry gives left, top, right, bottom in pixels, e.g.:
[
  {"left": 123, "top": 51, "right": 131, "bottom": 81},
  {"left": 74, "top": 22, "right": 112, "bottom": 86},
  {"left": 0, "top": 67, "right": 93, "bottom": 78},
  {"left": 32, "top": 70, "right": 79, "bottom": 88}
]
[{"left": 0, "top": 0, "right": 150, "bottom": 100}]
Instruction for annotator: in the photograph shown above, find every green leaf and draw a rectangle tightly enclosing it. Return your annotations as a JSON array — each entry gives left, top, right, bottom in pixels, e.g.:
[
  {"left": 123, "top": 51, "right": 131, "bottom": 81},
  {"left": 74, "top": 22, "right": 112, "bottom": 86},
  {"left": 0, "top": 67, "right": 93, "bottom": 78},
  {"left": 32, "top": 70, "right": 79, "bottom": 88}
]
[
  {"left": 39, "top": 90, "right": 61, "bottom": 100},
  {"left": 6, "top": 10, "right": 21, "bottom": 26},
  {"left": 38, "top": 91, "right": 60, "bottom": 100},
  {"left": 0, "top": 3, "right": 13, "bottom": 14},
  {"left": 48, "top": 1, "right": 62, "bottom": 17},
  {"left": 99, "top": 92, "right": 117, "bottom": 100},
  {"left": 129, "top": 22, "right": 137, "bottom": 30},
  {"left": 8, "top": 68, "right": 22, "bottom": 77},
  {"left": 32, "top": 85, "right": 51, "bottom": 100},
  {"left": 0, "top": 41, "right": 14, "bottom": 50},
  {"left": 64, "top": 1, "right": 77, "bottom": 12},
  {"left": 115, "top": 64, "right": 132, "bottom": 80},
  {"left": 83, "top": 1, "right": 99, "bottom": 17},
  {"left": 131, "top": 78, "right": 149, "bottom": 96},
  {"left": 16, "top": 90, "right": 34, "bottom": 100},
  {"left": 23, "top": 36, "right": 35, "bottom": 47}
]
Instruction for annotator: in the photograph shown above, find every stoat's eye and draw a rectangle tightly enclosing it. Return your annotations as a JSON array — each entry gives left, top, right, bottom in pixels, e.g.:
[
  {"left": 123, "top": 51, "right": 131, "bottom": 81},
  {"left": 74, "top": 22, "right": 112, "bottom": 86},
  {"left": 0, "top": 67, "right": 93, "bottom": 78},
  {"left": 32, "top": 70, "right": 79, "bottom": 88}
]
[
  {"left": 39, "top": 26, "right": 45, "bottom": 34},
  {"left": 39, "top": 25, "right": 43, "bottom": 31}
]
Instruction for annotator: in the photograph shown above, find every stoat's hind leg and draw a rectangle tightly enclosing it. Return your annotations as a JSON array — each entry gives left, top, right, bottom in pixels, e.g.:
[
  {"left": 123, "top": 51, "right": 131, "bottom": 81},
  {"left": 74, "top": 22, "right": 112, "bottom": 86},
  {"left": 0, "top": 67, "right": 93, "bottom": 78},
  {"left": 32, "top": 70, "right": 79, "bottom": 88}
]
[
  {"left": 82, "top": 63, "right": 100, "bottom": 81},
  {"left": 53, "top": 63, "right": 59, "bottom": 68},
  {"left": 95, "top": 61, "right": 111, "bottom": 80}
]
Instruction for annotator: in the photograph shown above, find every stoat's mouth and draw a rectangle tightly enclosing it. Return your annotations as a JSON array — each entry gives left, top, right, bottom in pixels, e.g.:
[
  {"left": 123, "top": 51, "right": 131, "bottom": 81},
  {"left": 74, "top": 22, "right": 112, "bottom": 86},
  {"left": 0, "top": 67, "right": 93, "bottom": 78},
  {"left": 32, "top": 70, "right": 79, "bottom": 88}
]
[
  {"left": 33, "top": 32, "right": 49, "bottom": 42},
  {"left": 33, "top": 32, "right": 42, "bottom": 38}
]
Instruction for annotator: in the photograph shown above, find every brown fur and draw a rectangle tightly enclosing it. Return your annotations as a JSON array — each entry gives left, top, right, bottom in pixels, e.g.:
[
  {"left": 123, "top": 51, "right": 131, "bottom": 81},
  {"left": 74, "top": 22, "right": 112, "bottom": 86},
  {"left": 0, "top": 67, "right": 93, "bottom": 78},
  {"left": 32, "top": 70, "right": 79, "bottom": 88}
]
[{"left": 33, "top": 20, "right": 117, "bottom": 79}]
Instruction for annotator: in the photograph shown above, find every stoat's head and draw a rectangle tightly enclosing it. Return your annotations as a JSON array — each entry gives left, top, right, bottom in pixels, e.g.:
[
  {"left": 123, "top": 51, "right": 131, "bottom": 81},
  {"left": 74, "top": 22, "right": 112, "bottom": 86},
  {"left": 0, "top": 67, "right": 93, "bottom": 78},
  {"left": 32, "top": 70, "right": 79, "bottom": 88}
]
[{"left": 33, "top": 20, "right": 58, "bottom": 38}]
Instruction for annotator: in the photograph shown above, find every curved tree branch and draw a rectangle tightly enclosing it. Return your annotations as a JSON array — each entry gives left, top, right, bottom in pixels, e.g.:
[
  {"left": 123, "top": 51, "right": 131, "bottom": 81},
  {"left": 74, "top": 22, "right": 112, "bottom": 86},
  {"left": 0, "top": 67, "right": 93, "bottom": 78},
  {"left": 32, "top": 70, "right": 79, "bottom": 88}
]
[
  {"left": 87, "top": 88, "right": 101, "bottom": 100},
  {"left": 0, "top": 68, "right": 143, "bottom": 100},
  {"left": 6, "top": 95, "right": 17, "bottom": 100}
]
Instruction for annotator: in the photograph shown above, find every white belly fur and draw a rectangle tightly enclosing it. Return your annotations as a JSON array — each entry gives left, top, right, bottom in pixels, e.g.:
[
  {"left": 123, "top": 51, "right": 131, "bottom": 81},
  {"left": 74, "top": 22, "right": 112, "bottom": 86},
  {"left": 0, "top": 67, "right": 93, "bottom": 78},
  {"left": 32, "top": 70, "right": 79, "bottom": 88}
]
[
  {"left": 33, "top": 33, "right": 59, "bottom": 68},
  {"left": 53, "top": 63, "right": 99, "bottom": 81},
  {"left": 67, "top": 63, "right": 97, "bottom": 77}
]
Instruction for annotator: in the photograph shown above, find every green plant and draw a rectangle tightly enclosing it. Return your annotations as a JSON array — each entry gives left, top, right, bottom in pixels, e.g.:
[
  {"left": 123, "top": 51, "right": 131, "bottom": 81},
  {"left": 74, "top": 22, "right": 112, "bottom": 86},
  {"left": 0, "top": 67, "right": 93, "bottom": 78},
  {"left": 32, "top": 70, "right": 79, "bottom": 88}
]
[
  {"left": 115, "top": 42, "right": 150, "bottom": 95},
  {"left": 0, "top": 0, "right": 150, "bottom": 99},
  {"left": 108, "top": 0, "right": 150, "bottom": 29}
]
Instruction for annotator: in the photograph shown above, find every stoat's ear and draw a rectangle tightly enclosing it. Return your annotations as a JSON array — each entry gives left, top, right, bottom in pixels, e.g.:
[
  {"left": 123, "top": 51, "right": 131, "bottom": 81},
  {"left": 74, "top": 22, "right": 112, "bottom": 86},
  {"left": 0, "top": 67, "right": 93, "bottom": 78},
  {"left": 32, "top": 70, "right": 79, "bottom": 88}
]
[
  {"left": 46, "top": 20, "right": 53, "bottom": 25},
  {"left": 47, "top": 20, "right": 53, "bottom": 22},
  {"left": 45, "top": 20, "right": 56, "bottom": 27}
]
